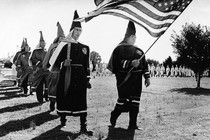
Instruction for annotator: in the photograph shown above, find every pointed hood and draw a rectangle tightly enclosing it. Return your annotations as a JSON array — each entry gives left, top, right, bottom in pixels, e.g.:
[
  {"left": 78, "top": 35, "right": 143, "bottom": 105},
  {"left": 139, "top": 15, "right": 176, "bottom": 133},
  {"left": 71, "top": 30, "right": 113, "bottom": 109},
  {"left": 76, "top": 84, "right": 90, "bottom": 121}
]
[
  {"left": 25, "top": 38, "right": 29, "bottom": 47},
  {"left": 124, "top": 21, "right": 136, "bottom": 39},
  {"left": 70, "top": 10, "right": 82, "bottom": 31},
  {"left": 39, "top": 31, "right": 45, "bottom": 43},
  {"left": 20, "top": 38, "right": 25, "bottom": 51},
  {"left": 36, "top": 31, "right": 46, "bottom": 49},
  {"left": 53, "top": 22, "right": 65, "bottom": 43},
  {"left": 57, "top": 22, "right": 65, "bottom": 37}
]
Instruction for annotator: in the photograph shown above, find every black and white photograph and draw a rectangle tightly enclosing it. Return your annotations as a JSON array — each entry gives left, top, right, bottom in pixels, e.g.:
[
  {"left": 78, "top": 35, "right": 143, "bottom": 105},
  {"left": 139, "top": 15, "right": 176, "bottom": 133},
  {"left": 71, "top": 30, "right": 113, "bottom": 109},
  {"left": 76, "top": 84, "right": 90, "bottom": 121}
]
[{"left": 0, "top": 0, "right": 210, "bottom": 139}]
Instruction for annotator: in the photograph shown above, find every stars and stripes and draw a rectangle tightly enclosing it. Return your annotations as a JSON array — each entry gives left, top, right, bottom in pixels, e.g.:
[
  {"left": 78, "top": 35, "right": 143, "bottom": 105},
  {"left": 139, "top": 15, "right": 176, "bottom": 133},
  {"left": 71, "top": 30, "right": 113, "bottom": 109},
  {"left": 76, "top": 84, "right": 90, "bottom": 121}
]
[{"left": 79, "top": 0, "right": 192, "bottom": 37}]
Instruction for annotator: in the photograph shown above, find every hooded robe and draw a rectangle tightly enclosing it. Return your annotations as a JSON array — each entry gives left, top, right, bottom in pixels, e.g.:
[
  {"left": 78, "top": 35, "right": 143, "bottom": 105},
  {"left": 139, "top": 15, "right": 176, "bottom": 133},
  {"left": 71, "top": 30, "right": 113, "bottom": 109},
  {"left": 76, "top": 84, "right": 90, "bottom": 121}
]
[
  {"left": 49, "top": 10, "right": 90, "bottom": 116},
  {"left": 107, "top": 21, "right": 150, "bottom": 112},
  {"left": 51, "top": 39, "right": 90, "bottom": 116},
  {"left": 29, "top": 31, "right": 47, "bottom": 88},
  {"left": 42, "top": 22, "right": 65, "bottom": 100}
]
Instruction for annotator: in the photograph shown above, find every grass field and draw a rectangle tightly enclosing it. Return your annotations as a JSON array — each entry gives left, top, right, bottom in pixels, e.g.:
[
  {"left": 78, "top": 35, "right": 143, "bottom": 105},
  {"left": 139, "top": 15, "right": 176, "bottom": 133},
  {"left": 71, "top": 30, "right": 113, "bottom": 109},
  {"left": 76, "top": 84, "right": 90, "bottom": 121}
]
[{"left": 0, "top": 76, "right": 210, "bottom": 140}]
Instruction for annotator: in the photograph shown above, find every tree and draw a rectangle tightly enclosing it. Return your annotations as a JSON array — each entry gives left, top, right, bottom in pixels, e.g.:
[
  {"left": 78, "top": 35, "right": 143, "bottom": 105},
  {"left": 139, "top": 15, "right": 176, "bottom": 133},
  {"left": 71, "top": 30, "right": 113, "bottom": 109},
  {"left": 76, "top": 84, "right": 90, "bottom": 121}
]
[
  {"left": 163, "top": 56, "right": 173, "bottom": 68},
  {"left": 147, "top": 58, "right": 159, "bottom": 66},
  {"left": 90, "top": 51, "right": 102, "bottom": 72},
  {"left": 171, "top": 23, "right": 210, "bottom": 88}
]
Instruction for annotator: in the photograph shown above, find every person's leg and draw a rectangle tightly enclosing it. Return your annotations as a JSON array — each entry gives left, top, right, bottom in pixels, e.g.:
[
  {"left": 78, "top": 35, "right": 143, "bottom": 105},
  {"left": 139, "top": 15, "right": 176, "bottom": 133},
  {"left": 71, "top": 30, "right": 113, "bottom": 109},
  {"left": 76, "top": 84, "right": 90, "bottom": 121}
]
[
  {"left": 50, "top": 100, "right": 56, "bottom": 112},
  {"left": 22, "top": 76, "right": 28, "bottom": 95},
  {"left": 80, "top": 113, "right": 87, "bottom": 131},
  {"left": 43, "top": 83, "right": 48, "bottom": 102},
  {"left": 36, "top": 80, "right": 44, "bottom": 103},
  {"left": 80, "top": 113, "right": 93, "bottom": 136},
  {"left": 128, "top": 107, "right": 139, "bottom": 130},
  {"left": 110, "top": 107, "right": 121, "bottom": 127},
  {"left": 60, "top": 114, "right": 66, "bottom": 127},
  {"left": 22, "top": 84, "right": 28, "bottom": 95},
  {"left": 28, "top": 73, "right": 33, "bottom": 95},
  {"left": 29, "top": 85, "right": 33, "bottom": 95}
]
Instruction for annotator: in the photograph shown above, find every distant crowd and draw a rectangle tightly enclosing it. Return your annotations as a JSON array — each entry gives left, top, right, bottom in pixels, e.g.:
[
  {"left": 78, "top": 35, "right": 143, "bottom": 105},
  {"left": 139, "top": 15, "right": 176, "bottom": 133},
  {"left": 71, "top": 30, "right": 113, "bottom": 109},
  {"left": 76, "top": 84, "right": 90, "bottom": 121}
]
[
  {"left": 89, "top": 62, "right": 210, "bottom": 78},
  {"left": 148, "top": 64, "right": 209, "bottom": 78}
]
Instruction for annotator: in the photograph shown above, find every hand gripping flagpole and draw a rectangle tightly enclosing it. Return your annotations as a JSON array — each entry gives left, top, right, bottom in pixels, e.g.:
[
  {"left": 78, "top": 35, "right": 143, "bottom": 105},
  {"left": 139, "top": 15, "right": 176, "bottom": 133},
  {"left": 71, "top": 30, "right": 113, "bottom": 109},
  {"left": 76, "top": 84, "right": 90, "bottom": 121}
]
[
  {"left": 117, "top": 2, "right": 192, "bottom": 87},
  {"left": 117, "top": 36, "right": 161, "bottom": 87}
]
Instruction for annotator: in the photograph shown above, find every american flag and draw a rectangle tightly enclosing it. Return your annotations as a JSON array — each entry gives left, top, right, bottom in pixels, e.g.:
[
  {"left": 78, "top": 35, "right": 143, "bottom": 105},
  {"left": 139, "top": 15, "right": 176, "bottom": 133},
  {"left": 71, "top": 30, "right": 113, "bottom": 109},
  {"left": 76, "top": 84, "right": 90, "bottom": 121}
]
[{"left": 80, "top": 0, "right": 193, "bottom": 37}]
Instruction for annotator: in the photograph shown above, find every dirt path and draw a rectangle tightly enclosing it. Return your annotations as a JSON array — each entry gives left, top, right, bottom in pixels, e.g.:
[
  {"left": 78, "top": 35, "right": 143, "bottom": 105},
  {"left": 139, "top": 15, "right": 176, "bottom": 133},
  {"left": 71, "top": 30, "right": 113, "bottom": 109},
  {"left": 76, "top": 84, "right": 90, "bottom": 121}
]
[{"left": 0, "top": 76, "right": 210, "bottom": 140}]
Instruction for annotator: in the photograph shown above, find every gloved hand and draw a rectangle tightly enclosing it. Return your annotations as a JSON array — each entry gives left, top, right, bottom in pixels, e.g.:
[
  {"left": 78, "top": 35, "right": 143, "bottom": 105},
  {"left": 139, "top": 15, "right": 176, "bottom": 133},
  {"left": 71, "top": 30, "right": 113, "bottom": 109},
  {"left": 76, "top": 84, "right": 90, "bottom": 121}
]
[{"left": 131, "top": 59, "right": 140, "bottom": 68}]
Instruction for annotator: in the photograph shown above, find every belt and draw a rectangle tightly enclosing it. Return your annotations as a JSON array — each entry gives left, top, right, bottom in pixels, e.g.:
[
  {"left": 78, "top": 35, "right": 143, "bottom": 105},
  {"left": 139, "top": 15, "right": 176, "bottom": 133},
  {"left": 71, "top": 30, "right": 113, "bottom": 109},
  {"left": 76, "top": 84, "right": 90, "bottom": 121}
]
[
  {"left": 119, "top": 70, "right": 142, "bottom": 73},
  {"left": 61, "top": 62, "right": 83, "bottom": 67},
  {"left": 71, "top": 64, "right": 83, "bottom": 67}
]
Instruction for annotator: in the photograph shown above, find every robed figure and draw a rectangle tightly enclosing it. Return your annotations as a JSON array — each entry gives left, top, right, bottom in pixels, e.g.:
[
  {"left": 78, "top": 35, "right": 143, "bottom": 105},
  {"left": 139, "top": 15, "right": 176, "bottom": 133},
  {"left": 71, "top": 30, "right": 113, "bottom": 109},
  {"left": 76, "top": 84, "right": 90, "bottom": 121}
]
[
  {"left": 108, "top": 21, "right": 150, "bottom": 130},
  {"left": 29, "top": 31, "right": 48, "bottom": 103},
  {"left": 13, "top": 38, "right": 26, "bottom": 86},
  {"left": 16, "top": 38, "right": 33, "bottom": 95},
  {"left": 49, "top": 10, "right": 92, "bottom": 135},
  {"left": 42, "top": 21, "right": 65, "bottom": 112}
]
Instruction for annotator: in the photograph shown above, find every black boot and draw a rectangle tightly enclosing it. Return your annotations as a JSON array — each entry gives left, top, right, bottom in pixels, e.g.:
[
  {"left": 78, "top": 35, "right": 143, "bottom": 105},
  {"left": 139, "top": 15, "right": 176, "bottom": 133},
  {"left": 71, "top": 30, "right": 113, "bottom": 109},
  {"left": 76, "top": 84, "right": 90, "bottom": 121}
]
[
  {"left": 23, "top": 86, "right": 28, "bottom": 95},
  {"left": 49, "top": 101, "right": 55, "bottom": 112},
  {"left": 110, "top": 108, "right": 121, "bottom": 127},
  {"left": 36, "top": 84, "right": 43, "bottom": 103},
  {"left": 128, "top": 109, "right": 141, "bottom": 130},
  {"left": 60, "top": 115, "right": 66, "bottom": 127},
  {"left": 80, "top": 114, "right": 93, "bottom": 136},
  {"left": 44, "top": 90, "right": 49, "bottom": 102}
]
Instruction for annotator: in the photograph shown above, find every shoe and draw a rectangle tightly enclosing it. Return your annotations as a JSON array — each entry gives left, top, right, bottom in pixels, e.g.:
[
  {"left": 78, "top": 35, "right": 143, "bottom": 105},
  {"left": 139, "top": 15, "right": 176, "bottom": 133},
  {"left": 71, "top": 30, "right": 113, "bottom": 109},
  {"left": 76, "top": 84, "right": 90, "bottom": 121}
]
[
  {"left": 23, "top": 94, "right": 28, "bottom": 97},
  {"left": 60, "top": 122, "right": 66, "bottom": 128},
  {"left": 50, "top": 108, "right": 55, "bottom": 112},
  {"left": 38, "top": 101, "right": 44, "bottom": 104},
  {"left": 29, "top": 91, "right": 33, "bottom": 95},
  {"left": 44, "top": 96, "right": 49, "bottom": 102},
  {"left": 128, "top": 125, "right": 142, "bottom": 130},
  {"left": 80, "top": 128, "right": 93, "bottom": 136},
  {"left": 50, "top": 102, "right": 55, "bottom": 112},
  {"left": 23, "top": 87, "right": 28, "bottom": 95},
  {"left": 110, "top": 114, "right": 116, "bottom": 127},
  {"left": 44, "top": 91, "right": 49, "bottom": 102}
]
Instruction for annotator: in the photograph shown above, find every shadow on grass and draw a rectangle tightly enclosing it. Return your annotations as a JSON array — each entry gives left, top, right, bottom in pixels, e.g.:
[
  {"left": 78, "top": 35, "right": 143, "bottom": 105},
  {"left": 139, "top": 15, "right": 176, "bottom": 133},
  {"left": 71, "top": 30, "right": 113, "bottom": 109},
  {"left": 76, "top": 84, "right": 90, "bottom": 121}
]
[
  {"left": 31, "top": 125, "right": 81, "bottom": 140},
  {"left": 105, "top": 126, "right": 135, "bottom": 140},
  {"left": 170, "top": 87, "right": 210, "bottom": 96},
  {"left": 0, "top": 111, "right": 59, "bottom": 137},
  {"left": 0, "top": 102, "right": 40, "bottom": 114}
]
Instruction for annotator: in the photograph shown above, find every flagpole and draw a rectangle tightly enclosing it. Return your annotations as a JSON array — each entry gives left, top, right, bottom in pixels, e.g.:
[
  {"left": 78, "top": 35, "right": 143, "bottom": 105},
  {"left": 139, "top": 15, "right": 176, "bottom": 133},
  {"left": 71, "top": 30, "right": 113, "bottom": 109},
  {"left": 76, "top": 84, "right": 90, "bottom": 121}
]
[
  {"left": 117, "top": 35, "right": 161, "bottom": 87},
  {"left": 117, "top": 1, "right": 193, "bottom": 87}
]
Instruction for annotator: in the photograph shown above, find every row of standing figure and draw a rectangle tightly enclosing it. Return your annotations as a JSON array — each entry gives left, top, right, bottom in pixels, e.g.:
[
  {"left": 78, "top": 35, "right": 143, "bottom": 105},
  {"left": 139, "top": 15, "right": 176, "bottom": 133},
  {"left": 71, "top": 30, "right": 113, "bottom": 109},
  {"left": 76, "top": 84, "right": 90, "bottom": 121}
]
[
  {"left": 13, "top": 32, "right": 48, "bottom": 103},
  {"left": 149, "top": 64, "right": 196, "bottom": 77}
]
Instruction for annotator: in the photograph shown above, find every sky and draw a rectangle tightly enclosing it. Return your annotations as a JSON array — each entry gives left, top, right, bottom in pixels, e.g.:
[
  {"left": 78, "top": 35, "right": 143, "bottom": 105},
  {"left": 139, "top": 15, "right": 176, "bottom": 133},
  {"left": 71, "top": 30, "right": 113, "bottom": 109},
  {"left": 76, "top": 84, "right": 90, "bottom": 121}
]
[{"left": 0, "top": 0, "right": 209, "bottom": 63}]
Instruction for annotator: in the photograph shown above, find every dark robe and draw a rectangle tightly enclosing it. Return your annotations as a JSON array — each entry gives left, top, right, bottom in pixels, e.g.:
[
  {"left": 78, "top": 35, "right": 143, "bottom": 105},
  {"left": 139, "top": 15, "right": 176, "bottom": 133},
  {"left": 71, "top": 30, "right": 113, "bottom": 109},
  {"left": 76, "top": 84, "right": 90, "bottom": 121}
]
[
  {"left": 13, "top": 50, "right": 24, "bottom": 83},
  {"left": 16, "top": 51, "right": 33, "bottom": 86},
  {"left": 42, "top": 43, "right": 60, "bottom": 100},
  {"left": 108, "top": 42, "right": 150, "bottom": 112},
  {"left": 53, "top": 41, "right": 90, "bottom": 116},
  {"left": 30, "top": 48, "right": 47, "bottom": 88},
  {"left": 13, "top": 51, "right": 23, "bottom": 65}
]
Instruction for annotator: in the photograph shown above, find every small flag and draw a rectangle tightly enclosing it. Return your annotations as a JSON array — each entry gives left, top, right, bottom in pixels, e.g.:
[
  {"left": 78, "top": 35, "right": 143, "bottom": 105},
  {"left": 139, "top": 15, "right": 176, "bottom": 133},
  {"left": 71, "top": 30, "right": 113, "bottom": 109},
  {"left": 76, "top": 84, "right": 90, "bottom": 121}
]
[{"left": 80, "top": 0, "right": 193, "bottom": 37}]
